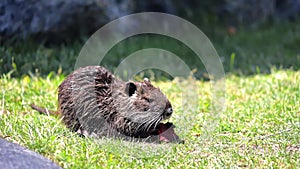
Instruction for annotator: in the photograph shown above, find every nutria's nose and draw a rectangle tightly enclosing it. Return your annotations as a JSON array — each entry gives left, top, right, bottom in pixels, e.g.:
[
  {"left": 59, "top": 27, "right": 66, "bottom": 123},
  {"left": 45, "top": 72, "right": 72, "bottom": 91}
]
[{"left": 165, "top": 107, "right": 173, "bottom": 117}]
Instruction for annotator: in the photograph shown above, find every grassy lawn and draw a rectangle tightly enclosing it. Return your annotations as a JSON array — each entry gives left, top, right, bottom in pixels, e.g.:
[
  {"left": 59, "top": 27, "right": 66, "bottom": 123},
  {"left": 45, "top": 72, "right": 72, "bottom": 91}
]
[
  {"left": 0, "top": 20, "right": 299, "bottom": 168},
  {"left": 0, "top": 69, "right": 299, "bottom": 168}
]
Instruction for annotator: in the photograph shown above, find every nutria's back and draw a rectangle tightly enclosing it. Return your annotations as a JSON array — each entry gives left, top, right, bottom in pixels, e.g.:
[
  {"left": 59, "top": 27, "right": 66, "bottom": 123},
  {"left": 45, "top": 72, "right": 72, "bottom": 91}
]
[{"left": 58, "top": 66, "right": 173, "bottom": 138}]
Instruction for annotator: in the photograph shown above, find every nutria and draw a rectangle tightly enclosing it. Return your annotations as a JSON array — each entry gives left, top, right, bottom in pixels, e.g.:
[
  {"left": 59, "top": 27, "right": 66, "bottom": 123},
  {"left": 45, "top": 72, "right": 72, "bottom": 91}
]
[{"left": 31, "top": 66, "right": 181, "bottom": 142}]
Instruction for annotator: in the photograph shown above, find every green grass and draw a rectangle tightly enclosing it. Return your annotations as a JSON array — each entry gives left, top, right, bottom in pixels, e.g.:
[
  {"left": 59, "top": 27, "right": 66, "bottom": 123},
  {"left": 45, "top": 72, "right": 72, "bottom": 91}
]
[
  {"left": 0, "top": 69, "right": 299, "bottom": 168},
  {"left": 0, "top": 20, "right": 299, "bottom": 168}
]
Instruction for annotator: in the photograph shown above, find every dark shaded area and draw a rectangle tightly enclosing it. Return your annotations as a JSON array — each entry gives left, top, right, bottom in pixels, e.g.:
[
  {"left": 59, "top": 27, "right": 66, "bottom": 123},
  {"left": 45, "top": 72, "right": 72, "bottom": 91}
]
[
  {"left": 0, "top": 0, "right": 178, "bottom": 42},
  {"left": 0, "top": 0, "right": 299, "bottom": 77},
  {"left": 1, "top": 0, "right": 299, "bottom": 41},
  {"left": 0, "top": 138, "right": 62, "bottom": 169},
  {"left": 0, "top": 0, "right": 130, "bottom": 42}
]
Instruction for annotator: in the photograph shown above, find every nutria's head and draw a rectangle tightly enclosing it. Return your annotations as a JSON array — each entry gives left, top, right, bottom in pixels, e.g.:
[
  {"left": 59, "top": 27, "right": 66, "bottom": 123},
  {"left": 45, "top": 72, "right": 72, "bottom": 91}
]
[{"left": 112, "top": 78, "right": 173, "bottom": 138}]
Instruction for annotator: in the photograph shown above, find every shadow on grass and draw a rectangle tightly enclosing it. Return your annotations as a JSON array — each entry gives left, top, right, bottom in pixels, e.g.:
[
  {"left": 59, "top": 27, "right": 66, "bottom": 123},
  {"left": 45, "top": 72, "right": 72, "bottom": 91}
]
[{"left": 1, "top": 21, "right": 299, "bottom": 78}]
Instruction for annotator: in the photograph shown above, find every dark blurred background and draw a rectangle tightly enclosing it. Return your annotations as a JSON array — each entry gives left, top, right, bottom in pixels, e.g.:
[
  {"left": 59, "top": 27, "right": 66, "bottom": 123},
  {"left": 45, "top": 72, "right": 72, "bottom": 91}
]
[{"left": 0, "top": 0, "right": 299, "bottom": 78}]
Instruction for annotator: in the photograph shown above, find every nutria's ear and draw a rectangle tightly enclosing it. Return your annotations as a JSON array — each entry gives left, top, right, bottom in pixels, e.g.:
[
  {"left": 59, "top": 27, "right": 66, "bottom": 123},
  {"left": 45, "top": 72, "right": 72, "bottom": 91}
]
[
  {"left": 144, "top": 78, "right": 153, "bottom": 87},
  {"left": 125, "top": 82, "right": 137, "bottom": 97},
  {"left": 144, "top": 78, "right": 150, "bottom": 83}
]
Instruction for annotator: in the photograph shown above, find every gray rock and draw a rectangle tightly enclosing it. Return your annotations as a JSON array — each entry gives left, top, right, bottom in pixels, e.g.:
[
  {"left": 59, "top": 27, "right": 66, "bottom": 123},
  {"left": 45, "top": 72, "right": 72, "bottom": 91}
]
[
  {"left": 0, "top": 0, "right": 177, "bottom": 40},
  {"left": 2, "top": 0, "right": 298, "bottom": 40},
  {"left": 0, "top": 0, "right": 133, "bottom": 39},
  {"left": 0, "top": 138, "right": 62, "bottom": 169}
]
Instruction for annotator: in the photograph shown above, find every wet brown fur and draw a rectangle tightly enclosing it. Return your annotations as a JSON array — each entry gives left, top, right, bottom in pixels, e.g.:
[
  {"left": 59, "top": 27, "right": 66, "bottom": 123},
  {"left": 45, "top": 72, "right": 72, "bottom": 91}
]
[{"left": 31, "top": 66, "right": 173, "bottom": 139}]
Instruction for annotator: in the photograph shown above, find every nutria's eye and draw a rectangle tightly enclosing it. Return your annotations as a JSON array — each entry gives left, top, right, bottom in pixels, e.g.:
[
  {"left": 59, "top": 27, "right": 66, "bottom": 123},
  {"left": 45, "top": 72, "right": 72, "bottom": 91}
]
[{"left": 144, "top": 107, "right": 149, "bottom": 111}]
